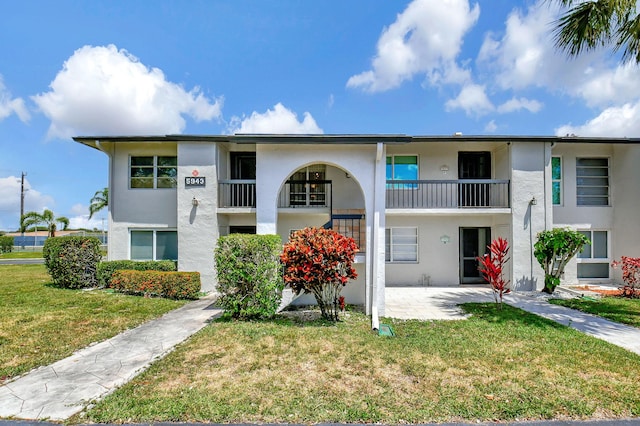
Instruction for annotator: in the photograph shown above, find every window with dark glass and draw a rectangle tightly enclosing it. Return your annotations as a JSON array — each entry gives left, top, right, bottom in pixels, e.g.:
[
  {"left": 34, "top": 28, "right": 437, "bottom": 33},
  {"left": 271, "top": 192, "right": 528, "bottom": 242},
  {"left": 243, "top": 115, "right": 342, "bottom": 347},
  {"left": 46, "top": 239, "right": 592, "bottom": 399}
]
[{"left": 130, "top": 156, "right": 177, "bottom": 189}]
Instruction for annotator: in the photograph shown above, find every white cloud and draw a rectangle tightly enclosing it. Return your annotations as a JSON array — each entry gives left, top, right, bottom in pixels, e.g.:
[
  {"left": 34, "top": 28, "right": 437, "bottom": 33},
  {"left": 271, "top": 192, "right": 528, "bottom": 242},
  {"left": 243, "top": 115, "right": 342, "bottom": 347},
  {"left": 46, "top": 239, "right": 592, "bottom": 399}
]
[
  {"left": 484, "top": 119, "right": 498, "bottom": 133},
  {"left": 68, "top": 205, "right": 105, "bottom": 230},
  {"left": 0, "top": 176, "right": 54, "bottom": 230},
  {"left": 229, "top": 103, "right": 323, "bottom": 134},
  {"left": 0, "top": 76, "right": 30, "bottom": 122},
  {"left": 32, "top": 44, "right": 223, "bottom": 139},
  {"left": 347, "top": 0, "right": 480, "bottom": 92},
  {"left": 497, "top": 97, "right": 543, "bottom": 114},
  {"left": 478, "top": 1, "right": 640, "bottom": 104},
  {"left": 445, "top": 84, "right": 494, "bottom": 116},
  {"left": 576, "top": 63, "right": 640, "bottom": 108},
  {"left": 555, "top": 102, "right": 640, "bottom": 137}
]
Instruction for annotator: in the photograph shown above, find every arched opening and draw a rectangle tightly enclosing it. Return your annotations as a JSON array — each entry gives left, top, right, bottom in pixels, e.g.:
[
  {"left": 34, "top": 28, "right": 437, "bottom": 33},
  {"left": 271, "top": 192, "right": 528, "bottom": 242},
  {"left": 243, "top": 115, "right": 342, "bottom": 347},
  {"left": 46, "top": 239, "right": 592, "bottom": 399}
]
[{"left": 276, "top": 161, "right": 367, "bottom": 307}]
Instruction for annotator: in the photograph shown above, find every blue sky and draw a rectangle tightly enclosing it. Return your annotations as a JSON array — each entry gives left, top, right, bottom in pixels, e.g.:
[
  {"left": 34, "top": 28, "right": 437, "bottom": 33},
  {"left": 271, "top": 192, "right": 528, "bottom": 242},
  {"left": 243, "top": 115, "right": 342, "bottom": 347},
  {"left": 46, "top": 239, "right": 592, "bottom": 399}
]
[{"left": 1, "top": 0, "right": 638, "bottom": 232}]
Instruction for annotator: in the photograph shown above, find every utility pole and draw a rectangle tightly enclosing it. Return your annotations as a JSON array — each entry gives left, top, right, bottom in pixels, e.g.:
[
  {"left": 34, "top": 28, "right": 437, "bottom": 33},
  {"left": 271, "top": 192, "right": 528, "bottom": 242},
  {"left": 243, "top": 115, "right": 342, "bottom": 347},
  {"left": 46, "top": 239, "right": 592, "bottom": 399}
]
[{"left": 20, "top": 172, "right": 26, "bottom": 249}]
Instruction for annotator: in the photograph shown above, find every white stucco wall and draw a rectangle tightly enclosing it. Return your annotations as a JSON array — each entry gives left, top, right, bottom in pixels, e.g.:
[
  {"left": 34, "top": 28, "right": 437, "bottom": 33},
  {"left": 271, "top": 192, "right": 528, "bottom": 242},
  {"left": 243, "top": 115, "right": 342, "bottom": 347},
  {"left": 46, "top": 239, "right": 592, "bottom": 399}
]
[
  {"left": 255, "top": 143, "right": 385, "bottom": 316},
  {"left": 177, "top": 143, "right": 219, "bottom": 292},
  {"left": 384, "top": 214, "right": 511, "bottom": 286},
  {"left": 510, "top": 142, "right": 549, "bottom": 291},
  {"left": 552, "top": 143, "right": 639, "bottom": 285},
  {"left": 612, "top": 144, "right": 640, "bottom": 282},
  {"left": 109, "top": 142, "right": 178, "bottom": 261}
]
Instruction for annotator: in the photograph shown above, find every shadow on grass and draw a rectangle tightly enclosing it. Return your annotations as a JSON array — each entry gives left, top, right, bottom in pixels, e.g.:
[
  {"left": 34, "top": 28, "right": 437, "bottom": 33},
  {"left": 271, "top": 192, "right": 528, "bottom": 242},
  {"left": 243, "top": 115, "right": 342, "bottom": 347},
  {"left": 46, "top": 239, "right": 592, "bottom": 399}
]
[{"left": 549, "top": 297, "right": 640, "bottom": 328}]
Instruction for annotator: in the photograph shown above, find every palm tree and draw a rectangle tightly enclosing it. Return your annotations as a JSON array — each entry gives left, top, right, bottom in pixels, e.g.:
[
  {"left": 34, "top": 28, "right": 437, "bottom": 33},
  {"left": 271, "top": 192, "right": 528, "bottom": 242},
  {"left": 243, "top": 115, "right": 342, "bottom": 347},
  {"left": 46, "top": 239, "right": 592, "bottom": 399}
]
[
  {"left": 553, "top": 0, "right": 640, "bottom": 63},
  {"left": 89, "top": 187, "right": 108, "bottom": 219},
  {"left": 21, "top": 209, "right": 70, "bottom": 238}
]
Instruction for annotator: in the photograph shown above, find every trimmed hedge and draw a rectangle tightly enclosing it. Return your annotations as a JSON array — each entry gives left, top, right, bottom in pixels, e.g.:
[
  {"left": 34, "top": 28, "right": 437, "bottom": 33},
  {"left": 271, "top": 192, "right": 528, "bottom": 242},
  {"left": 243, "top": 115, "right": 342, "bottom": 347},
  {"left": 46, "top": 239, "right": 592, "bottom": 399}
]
[
  {"left": 110, "top": 270, "right": 200, "bottom": 300},
  {"left": 43, "top": 236, "right": 102, "bottom": 289},
  {"left": 97, "top": 260, "right": 176, "bottom": 288},
  {"left": 215, "top": 233, "right": 283, "bottom": 319},
  {"left": 0, "top": 235, "right": 13, "bottom": 253}
]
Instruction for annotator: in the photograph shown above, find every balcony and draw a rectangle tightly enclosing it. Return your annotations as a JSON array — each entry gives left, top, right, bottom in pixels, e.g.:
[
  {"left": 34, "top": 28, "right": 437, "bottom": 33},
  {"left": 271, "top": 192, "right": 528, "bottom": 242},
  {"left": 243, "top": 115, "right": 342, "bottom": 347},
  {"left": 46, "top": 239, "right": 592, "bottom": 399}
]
[
  {"left": 219, "top": 180, "right": 256, "bottom": 208},
  {"left": 218, "top": 180, "right": 333, "bottom": 209},
  {"left": 386, "top": 179, "right": 510, "bottom": 209},
  {"left": 277, "top": 180, "right": 332, "bottom": 209}
]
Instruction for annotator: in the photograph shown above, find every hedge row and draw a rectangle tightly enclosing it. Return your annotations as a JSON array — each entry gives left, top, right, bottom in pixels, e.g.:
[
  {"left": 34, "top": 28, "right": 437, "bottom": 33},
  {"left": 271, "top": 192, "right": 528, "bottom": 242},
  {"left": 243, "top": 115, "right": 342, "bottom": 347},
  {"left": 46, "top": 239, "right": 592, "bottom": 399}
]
[
  {"left": 215, "top": 233, "right": 283, "bottom": 319},
  {"left": 0, "top": 235, "right": 13, "bottom": 253},
  {"left": 110, "top": 270, "right": 200, "bottom": 300},
  {"left": 97, "top": 260, "right": 176, "bottom": 288},
  {"left": 43, "top": 236, "right": 102, "bottom": 288}
]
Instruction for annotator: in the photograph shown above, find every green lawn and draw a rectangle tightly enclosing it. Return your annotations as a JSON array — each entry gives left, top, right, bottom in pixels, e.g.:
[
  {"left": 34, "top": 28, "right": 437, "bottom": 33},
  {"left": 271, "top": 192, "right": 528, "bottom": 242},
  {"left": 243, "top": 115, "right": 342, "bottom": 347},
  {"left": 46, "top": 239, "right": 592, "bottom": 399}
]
[
  {"left": 0, "top": 264, "right": 188, "bottom": 382},
  {"left": 78, "top": 303, "right": 640, "bottom": 424},
  {"left": 550, "top": 296, "right": 640, "bottom": 328},
  {"left": 0, "top": 251, "right": 43, "bottom": 259}
]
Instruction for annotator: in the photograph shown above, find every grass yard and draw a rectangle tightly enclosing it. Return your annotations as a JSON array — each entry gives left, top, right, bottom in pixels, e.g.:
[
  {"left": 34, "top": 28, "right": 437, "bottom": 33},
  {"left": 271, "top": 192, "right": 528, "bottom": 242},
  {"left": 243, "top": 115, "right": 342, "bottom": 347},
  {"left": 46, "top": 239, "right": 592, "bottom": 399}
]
[
  {"left": 0, "top": 251, "right": 43, "bottom": 259},
  {"left": 79, "top": 303, "right": 640, "bottom": 424},
  {"left": 0, "top": 264, "right": 188, "bottom": 382},
  {"left": 550, "top": 296, "right": 640, "bottom": 328}
]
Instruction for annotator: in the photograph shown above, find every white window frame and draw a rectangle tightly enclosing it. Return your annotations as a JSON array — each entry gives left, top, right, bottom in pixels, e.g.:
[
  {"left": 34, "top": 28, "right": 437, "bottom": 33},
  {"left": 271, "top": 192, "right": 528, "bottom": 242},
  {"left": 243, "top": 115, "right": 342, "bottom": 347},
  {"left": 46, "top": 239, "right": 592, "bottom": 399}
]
[
  {"left": 129, "top": 229, "right": 178, "bottom": 261},
  {"left": 576, "top": 157, "right": 610, "bottom": 206},
  {"left": 576, "top": 229, "right": 610, "bottom": 280},
  {"left": 385, "top": 227, "right": 418, "bottom": 263},
  {"left": 552, "top": 156, "right": 562, "bottom": 206},
  {"left": 129, "top": 155, "right": 177, "bottom": 189}
]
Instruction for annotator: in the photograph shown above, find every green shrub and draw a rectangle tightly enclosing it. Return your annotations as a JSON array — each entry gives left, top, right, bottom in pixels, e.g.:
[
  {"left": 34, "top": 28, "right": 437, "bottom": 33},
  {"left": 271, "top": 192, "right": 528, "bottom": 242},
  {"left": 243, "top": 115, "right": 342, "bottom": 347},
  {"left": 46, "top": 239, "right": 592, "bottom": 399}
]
[
  {"left": 97, "top": 260, "right": 176, "bottom": 288},
  {"left": 0, "top": 235, "right": 13, "bottom": 253},
  {"left": 215, "top": 234, "right": 283, "bottom": 319},
  {"left": 110, "top": 270, "right": 200, "bottom": 299},
  {"left": 43, "top": 236, "right": 102, "bottom": 289}
]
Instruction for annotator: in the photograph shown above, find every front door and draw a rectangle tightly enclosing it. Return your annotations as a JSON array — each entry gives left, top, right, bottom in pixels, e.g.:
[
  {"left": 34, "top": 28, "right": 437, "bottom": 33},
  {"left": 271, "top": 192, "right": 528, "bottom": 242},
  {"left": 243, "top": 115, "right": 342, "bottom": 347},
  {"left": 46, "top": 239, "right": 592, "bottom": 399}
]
[
  {"left": 459, "top": 227, "right": 491, "bottom": 284},
  {"left": 458, "top": 152, "right": 491, "bottom": 207}
]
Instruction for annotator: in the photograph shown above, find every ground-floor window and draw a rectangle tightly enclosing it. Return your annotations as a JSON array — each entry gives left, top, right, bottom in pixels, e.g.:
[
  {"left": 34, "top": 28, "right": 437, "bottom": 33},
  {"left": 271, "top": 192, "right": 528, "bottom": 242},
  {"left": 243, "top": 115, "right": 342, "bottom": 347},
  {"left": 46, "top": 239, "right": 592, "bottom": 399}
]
[
  {"left": 130, "top": 230, "right": 178, "bottom": 261},
  {"left": 385, "top": 227, "right": 418, "bottom": 262},
  {"left": 577, "top": 230, "right": 609, "bottom": 279}
]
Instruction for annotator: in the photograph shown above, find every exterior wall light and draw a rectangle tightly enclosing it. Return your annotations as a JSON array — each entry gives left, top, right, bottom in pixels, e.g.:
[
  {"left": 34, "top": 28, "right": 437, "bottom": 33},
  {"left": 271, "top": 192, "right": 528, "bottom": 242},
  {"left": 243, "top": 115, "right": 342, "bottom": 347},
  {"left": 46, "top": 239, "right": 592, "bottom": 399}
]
[
  {"left": 530, "top": 196, "right": 537, "bottom": 206},
  {"left": 440, "top": 165, "right": 449, "bottom": 174},
  {"left": 192, "top": 197, "right": 199, "bottom": 207},
  {"left": 440, "top": 235, "right": 450, "bottom": 244}
]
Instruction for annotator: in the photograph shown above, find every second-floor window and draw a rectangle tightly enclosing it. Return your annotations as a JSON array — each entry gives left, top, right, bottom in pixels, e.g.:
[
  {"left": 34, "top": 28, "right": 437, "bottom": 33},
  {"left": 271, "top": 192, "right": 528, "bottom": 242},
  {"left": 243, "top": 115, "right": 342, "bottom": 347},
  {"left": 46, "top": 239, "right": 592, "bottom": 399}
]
[
  {"left": 130, "top": 156, "right": 177, "bottom": 189},
  {"left": 576, "top": 158, "right": 609, "bottom": 206},
  {"left": 386, "top": 155, "right": 418, "bottom": 181}
]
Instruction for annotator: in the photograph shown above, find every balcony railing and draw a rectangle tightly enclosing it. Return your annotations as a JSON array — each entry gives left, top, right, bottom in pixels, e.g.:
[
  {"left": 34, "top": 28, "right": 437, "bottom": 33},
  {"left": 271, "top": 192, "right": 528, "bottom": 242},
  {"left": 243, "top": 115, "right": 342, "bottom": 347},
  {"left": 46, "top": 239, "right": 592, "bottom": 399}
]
[
  {"left": 386, "top": 179, "right": 510, "bottom": 209},
  {"left": 219, "top": 180, "right": 256, "bottom": 208},
  {"left": 278, "top": 180, "right": 332, "bottom": 209}
]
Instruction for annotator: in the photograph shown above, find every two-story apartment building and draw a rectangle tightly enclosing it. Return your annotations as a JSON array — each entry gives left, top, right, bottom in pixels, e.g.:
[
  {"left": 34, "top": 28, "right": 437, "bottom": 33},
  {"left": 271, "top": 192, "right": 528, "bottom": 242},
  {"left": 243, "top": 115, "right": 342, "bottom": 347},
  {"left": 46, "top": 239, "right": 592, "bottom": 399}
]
[{"left": 74, "top": 134, "right": 640, "bottom": 318}]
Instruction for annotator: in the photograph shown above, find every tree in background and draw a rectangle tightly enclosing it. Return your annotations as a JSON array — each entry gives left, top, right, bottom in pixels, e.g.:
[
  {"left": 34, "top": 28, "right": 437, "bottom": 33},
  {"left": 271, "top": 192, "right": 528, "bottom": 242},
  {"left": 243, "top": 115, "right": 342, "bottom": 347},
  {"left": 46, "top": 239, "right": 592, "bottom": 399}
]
[
  {"left": 89, "top": 187, "right": 108, "bottom": 219},
  {"left": 553, "top": 0, "right": 640, "bottom": 63},
  {"left": 534, "top": 228, "right": 590, "bottom": 294},
  {"left": 281, "top": 227, "right": 358, "bottom": 321},
  {"left": 21, "top": 209, "right": 70, "bottom": 238}
]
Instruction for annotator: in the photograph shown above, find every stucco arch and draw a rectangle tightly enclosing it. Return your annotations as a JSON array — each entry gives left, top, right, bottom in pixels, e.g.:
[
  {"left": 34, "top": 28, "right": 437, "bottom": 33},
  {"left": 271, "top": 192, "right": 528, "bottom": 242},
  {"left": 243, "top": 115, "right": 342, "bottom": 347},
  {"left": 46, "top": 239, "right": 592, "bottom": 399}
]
[{"left": 254, "top": 143, "right": 386, "bottom": 316}]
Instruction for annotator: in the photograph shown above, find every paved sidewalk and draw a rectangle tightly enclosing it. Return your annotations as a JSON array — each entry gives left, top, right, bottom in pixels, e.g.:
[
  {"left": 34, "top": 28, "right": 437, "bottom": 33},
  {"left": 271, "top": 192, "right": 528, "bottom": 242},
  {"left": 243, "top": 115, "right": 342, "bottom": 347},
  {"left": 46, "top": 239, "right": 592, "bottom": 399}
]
[
  {"left": 0, "top": 295, "right": 221, "bottom": 421},
  {"left": 385, "top": 286, "right": 640, "bottom": 356}
]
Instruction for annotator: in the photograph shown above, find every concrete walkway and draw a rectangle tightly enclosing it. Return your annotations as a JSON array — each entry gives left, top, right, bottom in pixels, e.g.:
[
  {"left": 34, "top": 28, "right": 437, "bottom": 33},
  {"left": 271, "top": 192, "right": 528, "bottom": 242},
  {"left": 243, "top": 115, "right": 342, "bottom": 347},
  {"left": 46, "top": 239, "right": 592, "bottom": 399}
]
[
  {"left": 385, "top": 286, "right": 640, "bottom": 356},
  {"left": 0, "top": 295, "right": 221, "bottom": 421}
]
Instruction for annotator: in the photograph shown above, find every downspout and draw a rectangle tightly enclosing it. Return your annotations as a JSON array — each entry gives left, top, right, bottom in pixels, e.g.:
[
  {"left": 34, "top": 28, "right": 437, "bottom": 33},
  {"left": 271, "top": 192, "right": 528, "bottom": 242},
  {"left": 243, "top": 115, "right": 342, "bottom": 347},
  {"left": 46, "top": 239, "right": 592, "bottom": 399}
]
[{"left": 370, "top": 142, "right": 383, "bottom": 331}]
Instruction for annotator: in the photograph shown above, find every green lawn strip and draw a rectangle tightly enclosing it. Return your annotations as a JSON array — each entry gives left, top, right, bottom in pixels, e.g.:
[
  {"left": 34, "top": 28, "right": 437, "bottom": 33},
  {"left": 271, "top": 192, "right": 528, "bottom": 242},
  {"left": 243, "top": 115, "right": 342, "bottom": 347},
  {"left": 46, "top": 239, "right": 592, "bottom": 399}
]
[
  {"left": 0, "top": 251, "right": 43, "bottom": 259},
  {"left": 78, "top": 303, "right": 640, "bottom": 424},
  {"left": 550, "top": 297, "right": 640, "bottom": 328},
  {"left": 0, "top": 264, "right": 188, "bottom": 381}
]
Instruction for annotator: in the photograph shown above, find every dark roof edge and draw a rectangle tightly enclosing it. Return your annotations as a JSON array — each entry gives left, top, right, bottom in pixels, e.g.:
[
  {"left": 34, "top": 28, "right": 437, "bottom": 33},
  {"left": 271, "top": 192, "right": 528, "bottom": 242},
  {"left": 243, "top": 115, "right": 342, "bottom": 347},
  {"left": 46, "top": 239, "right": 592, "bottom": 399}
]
[{"left": 73, "top": 134, "right": 640, "bottom": 145}]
